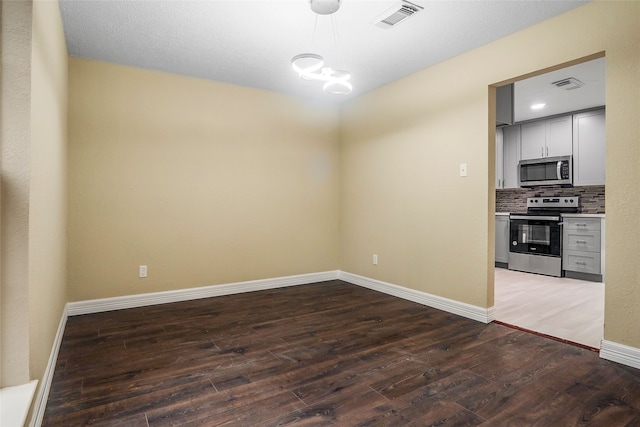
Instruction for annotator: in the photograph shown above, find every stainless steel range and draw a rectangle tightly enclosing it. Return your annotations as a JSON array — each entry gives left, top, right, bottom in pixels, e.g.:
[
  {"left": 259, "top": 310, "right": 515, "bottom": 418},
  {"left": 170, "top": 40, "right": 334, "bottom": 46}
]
[{"left": 509, "top": 196, "right": 579, "bottom": 277}]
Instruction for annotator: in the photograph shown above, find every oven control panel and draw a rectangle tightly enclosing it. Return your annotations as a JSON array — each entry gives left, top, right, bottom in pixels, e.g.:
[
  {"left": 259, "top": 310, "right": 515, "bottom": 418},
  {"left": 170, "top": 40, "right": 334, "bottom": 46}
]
[{"left": 526, "top": 197, "right": 579, "bottom": 209}]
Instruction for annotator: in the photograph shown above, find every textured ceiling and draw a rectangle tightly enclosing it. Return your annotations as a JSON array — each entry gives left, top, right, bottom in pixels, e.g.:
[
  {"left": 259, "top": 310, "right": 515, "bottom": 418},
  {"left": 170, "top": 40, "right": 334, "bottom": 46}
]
[
  {"left": 515, "top": 57, "right": 605, "bottom": 122},
  {"left": 59, "top": 0, "right": 590, "bottom": 104}
]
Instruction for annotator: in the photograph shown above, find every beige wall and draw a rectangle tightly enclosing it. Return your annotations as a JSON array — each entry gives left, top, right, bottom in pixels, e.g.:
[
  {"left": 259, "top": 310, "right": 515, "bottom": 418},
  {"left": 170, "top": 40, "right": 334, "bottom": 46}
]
[
  {"left": 57, "top": 0, "right": 640, "bottom": 355},
  {"left": 29, "top": 0, "right": 68, "bottom": 384},
  {"left": 67, "top": 59, "right": 340, "bottom": 301},
  {"left": 340, "top": 1, "right": 640, "bottom": 347},
  {"left": 341, "top": 78, "right": 490, "bottom": 307},
  {"left": 1, "top": 0, "right": 33, "bottom": 387},
  {"left": 0, "top": 0, "right": 68, "bottom": 393}
]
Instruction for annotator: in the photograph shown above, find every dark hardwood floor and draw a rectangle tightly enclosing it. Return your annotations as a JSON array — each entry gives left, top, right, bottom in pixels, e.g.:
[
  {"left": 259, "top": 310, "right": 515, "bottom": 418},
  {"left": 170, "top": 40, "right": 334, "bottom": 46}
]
[{"left": 43, "top": 280, "right": 640, "bottom": 426}]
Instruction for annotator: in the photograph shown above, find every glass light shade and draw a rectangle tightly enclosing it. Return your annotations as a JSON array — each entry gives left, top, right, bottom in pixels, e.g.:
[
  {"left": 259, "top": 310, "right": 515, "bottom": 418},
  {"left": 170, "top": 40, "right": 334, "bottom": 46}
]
[
  {"left": 291, "top": 54, "right": 324, "bottom": 79},
  {"left": 291, "top": 56, "right": 352, "bottom": 95},
  {"left": 323, "top": 70, "right": 352, "bottom": 95}
]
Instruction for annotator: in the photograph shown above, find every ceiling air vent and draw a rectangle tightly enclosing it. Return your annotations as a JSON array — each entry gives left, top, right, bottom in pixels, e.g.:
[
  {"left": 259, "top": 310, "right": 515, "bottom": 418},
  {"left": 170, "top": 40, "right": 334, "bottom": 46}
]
[
  {"left": 373, "top": 1, "right": 423, "bottom": 30},
  {"left": 551, "top": 77, "right": 585, "bottom": 91}
]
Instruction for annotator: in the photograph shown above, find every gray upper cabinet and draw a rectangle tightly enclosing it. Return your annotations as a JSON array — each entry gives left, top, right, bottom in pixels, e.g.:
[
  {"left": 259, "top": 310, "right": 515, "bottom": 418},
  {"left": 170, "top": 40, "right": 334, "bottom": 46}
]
[
  {"left": 520, "top": 115, "right": 572, "bottom": 160},
  {"left": 496, "top": 109, "right": 605, "bottom": 189},
  {"left": 496, "top": 124, "right": 521, "bottom": 189},
  {"left": 502, "top": 125, "right": 521, "bottom": 188},
  {"left": 520, "top": 120, "right": 545, "bottom": 159},
  {"left": 546, "top": 115, "right": 574, "bottom": 157},
  {"left": 573, "top": 109, "right": 606, "bottom": 186},
  {"left": 495, "top": 128, "right": 503, "bottom": 189},
  {"left": 496, "top": 84, "right": 514, "bottom": 126}
]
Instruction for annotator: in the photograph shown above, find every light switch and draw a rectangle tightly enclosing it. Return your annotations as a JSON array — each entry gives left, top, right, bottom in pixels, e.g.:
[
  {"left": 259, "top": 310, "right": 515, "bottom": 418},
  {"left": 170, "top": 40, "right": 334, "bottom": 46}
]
[{"left": 459, "top": 163, "right": 468, "bottom": 177}]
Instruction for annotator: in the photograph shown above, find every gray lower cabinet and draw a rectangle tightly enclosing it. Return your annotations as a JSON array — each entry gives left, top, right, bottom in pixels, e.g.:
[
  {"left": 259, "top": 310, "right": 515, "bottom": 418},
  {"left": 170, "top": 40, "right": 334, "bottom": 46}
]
[
  {"left": 563, "top": 216, "right": 604, "bottom": 281},
  {"left": 495, "top": 215, "right": 509, "bottom": 266}
]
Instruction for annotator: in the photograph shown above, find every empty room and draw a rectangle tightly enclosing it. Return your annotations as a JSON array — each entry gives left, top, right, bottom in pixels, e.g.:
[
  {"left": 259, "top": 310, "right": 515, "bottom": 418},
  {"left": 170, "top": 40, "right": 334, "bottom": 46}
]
[{"left": 1, "top": 0, "right": 639, "bottom": 426}]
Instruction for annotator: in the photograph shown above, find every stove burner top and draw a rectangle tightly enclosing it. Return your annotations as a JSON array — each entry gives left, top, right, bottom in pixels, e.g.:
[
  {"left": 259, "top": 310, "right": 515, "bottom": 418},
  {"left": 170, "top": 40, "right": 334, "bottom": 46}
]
[
  {"left": 526, "top": 196, "right": 579, "bottom": 214},
  {"left": 510, "top": 196, "right": 579, "bottom": 218}
]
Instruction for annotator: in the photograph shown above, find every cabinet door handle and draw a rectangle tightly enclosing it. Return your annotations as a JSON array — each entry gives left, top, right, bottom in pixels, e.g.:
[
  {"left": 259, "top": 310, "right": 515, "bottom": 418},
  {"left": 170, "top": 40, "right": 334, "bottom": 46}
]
[
  {"left": 576, "top": 240, "right": 587, "bottom": 244},
  {"left": 576, "top": 261, "right": 588, "bottom": 266},
  {"left": 546, "top": 146, "right": 549, "bottom": 157},
  {"left": 541, "top": 147, "right": 544, "bottom": 157}
]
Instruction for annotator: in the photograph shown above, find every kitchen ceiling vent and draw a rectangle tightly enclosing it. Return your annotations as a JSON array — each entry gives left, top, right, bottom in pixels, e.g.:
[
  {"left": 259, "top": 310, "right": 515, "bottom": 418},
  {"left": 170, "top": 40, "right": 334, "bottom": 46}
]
[
  {"left": 372, "top": 1, "right": 423, "bottom": 30},
  {"left": 551, "top": 77, "right": 585, "bottom": 90}
]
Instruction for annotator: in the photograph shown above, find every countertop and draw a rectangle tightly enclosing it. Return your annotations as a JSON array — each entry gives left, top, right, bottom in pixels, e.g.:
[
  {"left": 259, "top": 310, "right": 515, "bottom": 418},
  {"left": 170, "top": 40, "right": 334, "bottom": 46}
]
[
  {"left": 495, "top": 212, "right": 605, "bottom": 218},
  {"left": 561, "top": 213, "right": 605, "bottom": 218}
]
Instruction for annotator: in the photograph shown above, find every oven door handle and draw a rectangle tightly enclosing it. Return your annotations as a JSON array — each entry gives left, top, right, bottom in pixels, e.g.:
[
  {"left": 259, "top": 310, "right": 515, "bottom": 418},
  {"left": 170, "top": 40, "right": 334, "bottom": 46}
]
[{"left": 510, "top": 215, "right": 561, "bottom": 221}]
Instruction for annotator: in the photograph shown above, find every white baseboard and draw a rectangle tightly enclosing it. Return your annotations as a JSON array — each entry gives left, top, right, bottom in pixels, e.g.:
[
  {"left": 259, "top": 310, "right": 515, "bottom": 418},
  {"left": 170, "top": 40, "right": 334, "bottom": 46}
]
[
  {"left": 339, "top": 271, "right": 494, "bottom": 324},
  {"left": 486, "top": 305, "right": 497, "bottom": 323},
  {"left": 29, "top": 307, "right": 67, "bottom": 427},
  {"left": 600, "top": 340, "right": 640, "bottom": 370},
  {"left": 67, "top": 271, "right": 340, "bottom": 316}
]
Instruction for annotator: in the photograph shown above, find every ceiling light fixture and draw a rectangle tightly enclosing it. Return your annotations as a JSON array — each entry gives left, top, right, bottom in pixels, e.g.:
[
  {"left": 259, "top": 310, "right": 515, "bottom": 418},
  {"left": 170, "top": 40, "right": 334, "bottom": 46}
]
[
  {"left": 531, "top": 103, "right": 546, "bottom": 110},
  {"left": 291, "top": 0, "right": 352, "bottom": 95}
]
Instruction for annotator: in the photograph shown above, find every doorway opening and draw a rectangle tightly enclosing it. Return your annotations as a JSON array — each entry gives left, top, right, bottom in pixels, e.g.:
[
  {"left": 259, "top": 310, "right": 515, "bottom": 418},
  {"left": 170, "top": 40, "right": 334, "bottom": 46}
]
[{"left": 491, "top": 54, "right": 605, "bottom": 350}]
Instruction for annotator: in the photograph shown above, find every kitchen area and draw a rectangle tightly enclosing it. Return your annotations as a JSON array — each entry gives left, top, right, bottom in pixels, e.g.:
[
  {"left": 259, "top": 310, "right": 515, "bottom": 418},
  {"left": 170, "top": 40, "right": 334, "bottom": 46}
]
[{"left": 494, "top": 57, "right": 605, "bottom": 349}]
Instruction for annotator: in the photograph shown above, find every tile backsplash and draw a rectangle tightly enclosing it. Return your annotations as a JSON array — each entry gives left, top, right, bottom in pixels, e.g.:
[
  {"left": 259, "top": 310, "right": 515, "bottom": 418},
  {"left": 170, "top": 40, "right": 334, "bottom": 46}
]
[{"left": 496, "top": 185, "right": 605, "bottom": 214}]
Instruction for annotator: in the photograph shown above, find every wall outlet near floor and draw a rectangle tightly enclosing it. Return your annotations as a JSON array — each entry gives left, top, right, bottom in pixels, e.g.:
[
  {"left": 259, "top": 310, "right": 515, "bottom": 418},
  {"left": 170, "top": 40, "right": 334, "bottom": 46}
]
[
  {"left": 139, "top": 265, "right": 148, "bottom": 278},
  {"left": 373, "top": 254, "right": 378, "bottom": 265}
]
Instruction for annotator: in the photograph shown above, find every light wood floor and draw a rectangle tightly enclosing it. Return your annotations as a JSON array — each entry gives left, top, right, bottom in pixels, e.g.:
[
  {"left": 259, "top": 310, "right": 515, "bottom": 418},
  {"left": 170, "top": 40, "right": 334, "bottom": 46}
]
[{"left": 494, "top": 267, "right": 604, "bottom": 349}]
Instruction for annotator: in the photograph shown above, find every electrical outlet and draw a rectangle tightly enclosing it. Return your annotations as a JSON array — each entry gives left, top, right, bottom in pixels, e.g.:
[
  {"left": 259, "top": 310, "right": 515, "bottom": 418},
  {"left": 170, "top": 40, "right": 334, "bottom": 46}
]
[
  {"left": 139, "top": 265, "right": 148, "bottom": 278},
  {"left": 373, "top": 254, "right": 378, "bottom": 265}
]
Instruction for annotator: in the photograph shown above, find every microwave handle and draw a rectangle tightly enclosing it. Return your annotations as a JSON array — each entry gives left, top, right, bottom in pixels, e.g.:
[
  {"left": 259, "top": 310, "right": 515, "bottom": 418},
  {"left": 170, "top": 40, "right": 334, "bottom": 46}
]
[{"left": 557, "top": 161, "right": 562, "bottom": 179}]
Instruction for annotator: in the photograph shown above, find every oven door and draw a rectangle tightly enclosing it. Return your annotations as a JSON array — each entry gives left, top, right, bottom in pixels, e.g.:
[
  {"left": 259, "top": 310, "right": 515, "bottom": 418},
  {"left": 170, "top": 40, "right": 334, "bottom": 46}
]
[{"left": 509, "top": 215, "right": 562, "bottom": 257}]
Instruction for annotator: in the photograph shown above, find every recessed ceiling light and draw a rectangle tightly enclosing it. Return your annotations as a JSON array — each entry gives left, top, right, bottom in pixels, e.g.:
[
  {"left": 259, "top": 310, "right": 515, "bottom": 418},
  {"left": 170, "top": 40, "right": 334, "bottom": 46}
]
[{"left": 531, "top": 103, "right": 546, "bottom": 110}]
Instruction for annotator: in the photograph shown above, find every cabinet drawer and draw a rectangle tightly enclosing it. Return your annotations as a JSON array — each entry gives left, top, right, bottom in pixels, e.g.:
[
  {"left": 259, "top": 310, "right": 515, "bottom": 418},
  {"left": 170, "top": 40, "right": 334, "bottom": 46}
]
[
  {"left": 564, "top": 230, "right": 601, "bottom": 252},
  {"left": 563, "top": 217, "right": 601, "bottom": 232},
  {"left": 563, "top": 250, "right": 601, "bottom": 275}
]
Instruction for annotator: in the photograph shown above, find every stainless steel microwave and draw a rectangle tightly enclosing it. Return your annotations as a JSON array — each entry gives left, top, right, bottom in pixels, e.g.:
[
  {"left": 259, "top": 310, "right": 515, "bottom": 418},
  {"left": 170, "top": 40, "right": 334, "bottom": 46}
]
[{"left": 518, "top": 155, "right": 573, "bottom": 187}]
